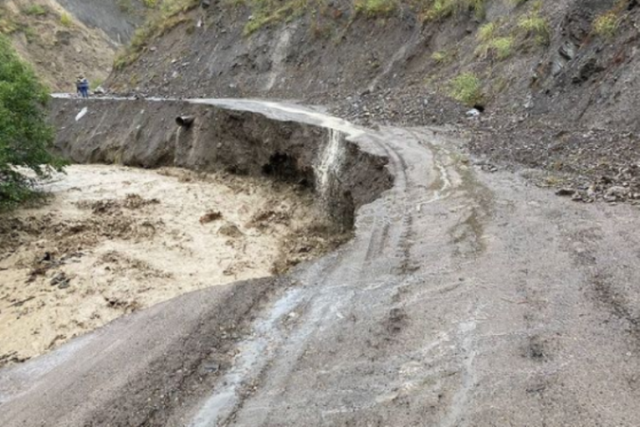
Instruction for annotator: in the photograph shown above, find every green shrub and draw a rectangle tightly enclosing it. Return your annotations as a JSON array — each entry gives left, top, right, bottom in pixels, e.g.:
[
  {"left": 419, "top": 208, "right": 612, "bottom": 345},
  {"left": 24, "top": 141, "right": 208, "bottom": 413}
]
[
  {"left": 60, "top": 12, "right": 73, "bottom": 27},
  {"left": 424, "top": 0, "right": 455, "bottom": 21},
  {"left": 490, "top": 36, "right": 514, "bottom": 59},
  {"left": 424, "top": 0, "right": 486, "bottom": 22},
  {"left": 355, "top": 0, "right": 397, "bottom": 17},
  {"left": 23, "top": 5, "right": 48, "bottom": 17},
  {"left": 518, "top": 12, "right": 550, "bottom": 46},
  {"left": 449, "top": 72, "right": 483, "bottom": 106},
  {"left": 0, "top": 35, "right": 64, "bottom": 209},
  {"left": 431, "top": 50, "right": 454, "bottom": 64},
  {"left": 0, "top": 15, "right": 18, "bottom": 34},
  {"left": 477, "top": 22, "right": 496, "bottom": 42},
  {"left": 593, "top": 12, "right": 618, "bottom": 38}
]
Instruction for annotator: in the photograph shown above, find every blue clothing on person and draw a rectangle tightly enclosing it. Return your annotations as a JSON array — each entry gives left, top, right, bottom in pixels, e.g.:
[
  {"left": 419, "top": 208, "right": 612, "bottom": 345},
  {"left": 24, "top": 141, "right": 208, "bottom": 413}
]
[{"left": 76, "top": 77, "right": 90, "bottom": 98}]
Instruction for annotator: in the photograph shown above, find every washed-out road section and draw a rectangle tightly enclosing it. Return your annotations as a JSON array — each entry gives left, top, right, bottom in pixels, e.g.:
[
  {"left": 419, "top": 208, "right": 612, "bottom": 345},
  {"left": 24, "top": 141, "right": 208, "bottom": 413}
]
[{"left": 1, "top": 97, "right": 640, "bottom": 426}]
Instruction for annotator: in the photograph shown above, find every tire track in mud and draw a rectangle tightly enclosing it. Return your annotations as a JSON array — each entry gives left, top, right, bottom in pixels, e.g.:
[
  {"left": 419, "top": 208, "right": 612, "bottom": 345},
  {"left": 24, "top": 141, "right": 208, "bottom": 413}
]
[
  {"left": 398, "top": 127, "right": 492, "bottom": 427},
  {"left": 189, "top": 127, "right": 437, "bottom": 427}
]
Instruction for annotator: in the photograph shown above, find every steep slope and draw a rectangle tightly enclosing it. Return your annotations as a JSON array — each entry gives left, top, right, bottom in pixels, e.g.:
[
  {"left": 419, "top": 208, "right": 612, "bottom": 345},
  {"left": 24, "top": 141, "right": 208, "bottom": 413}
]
[
  {"left": 106, "top": 0, "right": 630, "bottom": 126},
  {"left": 106, "top": 0, "right": 640, "bottom": 197},
  {"left": 0, "top": 0, "right": 143, "bottom": 91}
]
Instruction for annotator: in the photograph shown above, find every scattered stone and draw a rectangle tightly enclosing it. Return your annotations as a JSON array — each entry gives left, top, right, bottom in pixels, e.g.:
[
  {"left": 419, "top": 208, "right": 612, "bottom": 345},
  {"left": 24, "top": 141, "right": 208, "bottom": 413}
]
[
  {"left": 200, "top": 211, "right": 223, "bottom": 224},
  {"left": 218, "top": 222, "right": 243, "bottom": 238},
  {"left": 556, "top": 188, "right": 576, "bottom": 197},
  {"left": 50, "top": 272, "right": 70, "bottom": 289},
  {"left": 559, "top": 41, "right": 577, "bottom": 60},
  {"left": 604, "top": 186, "right": 629, "bottom": 201}
]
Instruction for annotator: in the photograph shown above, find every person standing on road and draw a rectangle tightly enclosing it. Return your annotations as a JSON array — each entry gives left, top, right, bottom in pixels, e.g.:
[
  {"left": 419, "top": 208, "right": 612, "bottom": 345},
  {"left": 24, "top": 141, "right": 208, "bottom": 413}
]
[{"left": 76, "top": 75, "right": 89, "bottom": 98}]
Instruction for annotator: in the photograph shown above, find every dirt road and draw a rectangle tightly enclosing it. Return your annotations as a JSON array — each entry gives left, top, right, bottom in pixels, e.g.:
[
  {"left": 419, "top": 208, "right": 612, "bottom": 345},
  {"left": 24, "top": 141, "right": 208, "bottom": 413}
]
[{"left": 1, "top": 100, "right": 639, "bottom": 426}]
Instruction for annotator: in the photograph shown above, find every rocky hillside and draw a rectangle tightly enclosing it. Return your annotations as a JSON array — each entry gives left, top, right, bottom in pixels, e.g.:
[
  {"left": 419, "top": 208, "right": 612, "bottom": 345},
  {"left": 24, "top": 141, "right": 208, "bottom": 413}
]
[
  {"left": 104, "top": 0, "right": 640, "bottom": 200},
  {"left": 106, "top": 0, "right": 636, "bottom": 130},
  {"left": 0, "top": 0, "right": 144, "bottom": 91}
]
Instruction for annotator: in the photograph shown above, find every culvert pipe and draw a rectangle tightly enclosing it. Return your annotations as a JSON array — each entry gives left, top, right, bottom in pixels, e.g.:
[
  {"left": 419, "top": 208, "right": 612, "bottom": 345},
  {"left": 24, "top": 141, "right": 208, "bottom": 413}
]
[{"left": 176, "top": 115, "right": 195, "bottom": 127}]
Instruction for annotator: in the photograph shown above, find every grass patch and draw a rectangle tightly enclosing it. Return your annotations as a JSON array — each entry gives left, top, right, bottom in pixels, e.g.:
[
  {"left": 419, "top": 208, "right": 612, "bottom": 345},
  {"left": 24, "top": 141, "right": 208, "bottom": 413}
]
[
  {"left": 424, "top": 0, "right": 487, "bottom": 21},
  {"left": 22, "top": 5, "right": 48, "bottom": 17},
  {"left": 431, "top": 49, "right": 455, "bottom": 64},
  {"left": 477, "top": 22, "right": 496, "bottom": 42},
  {"left": 518, "top": 11, "right": 550, "bottom": 46},
  {"left": 593, "top": 12, "right": 618, "bottom": 38},
  {"left": 449, "top": 72, "right": 483, "bottom": 106},
  {"left": 0, "top": 12, "right": 18, "bottom": 34},
  {"left": 355, "top": 0, "right": 397, "bottom": 18},
  {"left": 60, "top": 12, "right": 73, "bottom": 27},
  {"left": 243, "top": 0, "right": 306, "bottom": 35},
  {"left": 489, "top": 36, "right": 514, "bottom": 59},
  {"left": 475, "top": 21, "right": 513, "bottom": 60}
]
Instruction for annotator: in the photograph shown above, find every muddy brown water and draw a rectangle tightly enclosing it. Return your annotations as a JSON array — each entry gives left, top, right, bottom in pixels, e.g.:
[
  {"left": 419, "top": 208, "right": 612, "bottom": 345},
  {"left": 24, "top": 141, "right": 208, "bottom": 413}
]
[{"left": 0, "top": 164, "right": 336, "bottom": 366}]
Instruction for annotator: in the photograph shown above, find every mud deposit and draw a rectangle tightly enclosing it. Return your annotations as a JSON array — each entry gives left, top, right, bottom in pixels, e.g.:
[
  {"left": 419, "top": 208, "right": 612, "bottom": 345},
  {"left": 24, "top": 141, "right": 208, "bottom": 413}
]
[{"left": 0, "top": 165, "right": 342, "bottom": 367}]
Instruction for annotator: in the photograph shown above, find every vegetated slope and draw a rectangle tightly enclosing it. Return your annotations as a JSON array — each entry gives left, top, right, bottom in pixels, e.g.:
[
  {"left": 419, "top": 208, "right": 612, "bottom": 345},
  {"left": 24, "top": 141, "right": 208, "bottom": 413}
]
[
  {"left": 0, "top": 0, "right": 145, "bottom": 91},
  {"left": 107, "top": 0, "right": 640, "bottom": 196},
  {"left": 106, "top": 0, "right": 631, "bottom": 127}
]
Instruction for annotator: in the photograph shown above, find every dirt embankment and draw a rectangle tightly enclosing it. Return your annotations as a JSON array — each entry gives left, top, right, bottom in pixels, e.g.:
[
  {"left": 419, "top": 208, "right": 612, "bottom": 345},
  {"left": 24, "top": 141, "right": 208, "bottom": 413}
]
[
  {"left": 103, "top": 0, "right": 640, "bottom": 201},
  {"left": 105, "top": 0, "right": 637, "bottom": 130},
  {"left": 50, "top": 98, "right": 393, "bottom": 228}
]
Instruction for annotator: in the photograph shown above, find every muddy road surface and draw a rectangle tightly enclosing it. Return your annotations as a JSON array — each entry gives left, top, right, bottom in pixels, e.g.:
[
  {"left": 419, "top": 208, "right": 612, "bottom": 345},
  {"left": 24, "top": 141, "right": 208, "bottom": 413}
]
[{"left": 1, "top": 100, "right": 640, "bottom": 426}]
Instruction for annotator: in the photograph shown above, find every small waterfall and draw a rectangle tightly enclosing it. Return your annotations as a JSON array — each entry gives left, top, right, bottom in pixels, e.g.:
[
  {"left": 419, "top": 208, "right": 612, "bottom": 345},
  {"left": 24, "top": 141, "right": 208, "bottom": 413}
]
[
  {"left": 175, "top": 126, "right": 181, "bottom": 146},
  {"left": 315, "top": 129, "right": 344, "bottom": 197}
]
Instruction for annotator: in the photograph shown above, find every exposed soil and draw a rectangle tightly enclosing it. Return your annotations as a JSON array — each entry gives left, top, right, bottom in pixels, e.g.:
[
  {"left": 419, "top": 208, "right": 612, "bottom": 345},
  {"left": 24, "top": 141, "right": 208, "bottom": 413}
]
[
  {"left": 0, "top": 164, "right": 343, "bottom": 367},
  {"left": 101, "top": 0, "right": 640, "bottom": 205}
]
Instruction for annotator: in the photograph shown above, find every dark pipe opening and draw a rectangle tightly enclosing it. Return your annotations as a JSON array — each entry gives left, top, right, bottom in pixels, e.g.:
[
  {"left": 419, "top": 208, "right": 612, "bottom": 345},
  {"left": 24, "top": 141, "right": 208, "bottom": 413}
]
[{"left": 176, "top": 116, "right": 195, "bottom": 127}]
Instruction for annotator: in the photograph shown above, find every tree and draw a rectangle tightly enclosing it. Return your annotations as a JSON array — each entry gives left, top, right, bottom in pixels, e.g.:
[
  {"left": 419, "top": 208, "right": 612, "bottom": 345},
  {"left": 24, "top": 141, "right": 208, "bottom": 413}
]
[{"left": 0, "top": 34, "right": 64, "bottom": 209}]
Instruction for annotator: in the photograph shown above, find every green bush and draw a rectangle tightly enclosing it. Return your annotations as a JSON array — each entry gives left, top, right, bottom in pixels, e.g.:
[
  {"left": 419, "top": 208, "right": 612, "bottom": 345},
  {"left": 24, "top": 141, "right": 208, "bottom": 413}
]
[
  {"left": 424, "top": 0, "right": 486, "bottom": 22},
  {"left": 477, "top": 22, "right": 496, "bottom": 42},
  {"left": 23, "top": 5, "right": 48, "bottom": 17},
  {"left": 355, "top": 0, "right": 397, "bottom": 17},
  {"left": 431, "top": 50, "right": 454, "bottom": 64},
  {"left": 593, "top": 12, "right": 618, "bottom": 38},
  {"left": 518, "top": 12, "right": 550, "bottom": 46},
  {"left": 448, "top": 72, "right": 483, "bottom": 106},
  {"left": 490, "top": 36, "right": 514, "bottom": 59},
  {"left": 0, "top": 35, "right": 64, "bottom": 209},
  {"left": 60, "top": 12, "right": 73, "bottom": 27}
]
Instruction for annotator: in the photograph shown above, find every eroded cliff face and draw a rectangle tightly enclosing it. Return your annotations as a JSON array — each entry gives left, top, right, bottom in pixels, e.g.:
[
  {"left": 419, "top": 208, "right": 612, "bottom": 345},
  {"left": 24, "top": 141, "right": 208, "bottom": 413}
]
[
  {"left": 106, "top": 0, "right": 640, "bottom": 132},
  {"left": 49, "top": 97, "right": 393, "bottom": 228}
]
